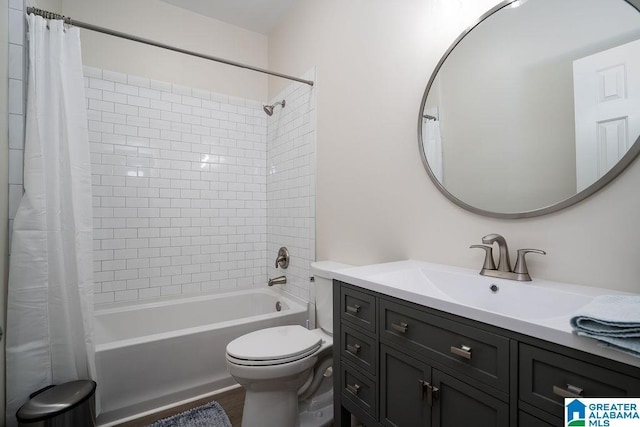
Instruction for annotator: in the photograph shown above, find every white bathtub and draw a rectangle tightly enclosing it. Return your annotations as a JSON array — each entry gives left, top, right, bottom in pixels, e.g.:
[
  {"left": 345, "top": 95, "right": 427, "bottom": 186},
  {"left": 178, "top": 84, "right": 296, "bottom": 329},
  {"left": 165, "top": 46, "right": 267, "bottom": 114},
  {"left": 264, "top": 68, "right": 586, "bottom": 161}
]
[{"left": 94, "top": 288, "right": 308, "bottom": 426}]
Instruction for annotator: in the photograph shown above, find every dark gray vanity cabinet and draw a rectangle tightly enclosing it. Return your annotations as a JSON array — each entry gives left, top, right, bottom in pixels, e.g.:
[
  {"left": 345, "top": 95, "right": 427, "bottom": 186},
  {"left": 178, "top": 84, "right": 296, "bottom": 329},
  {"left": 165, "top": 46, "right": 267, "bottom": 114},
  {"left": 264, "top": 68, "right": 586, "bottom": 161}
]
[
  {"left": 335, "top": 281, "right": 509, "bottom": 426},
  {"left": 333, "top": 280, "right": 640, "bottom": 427}
]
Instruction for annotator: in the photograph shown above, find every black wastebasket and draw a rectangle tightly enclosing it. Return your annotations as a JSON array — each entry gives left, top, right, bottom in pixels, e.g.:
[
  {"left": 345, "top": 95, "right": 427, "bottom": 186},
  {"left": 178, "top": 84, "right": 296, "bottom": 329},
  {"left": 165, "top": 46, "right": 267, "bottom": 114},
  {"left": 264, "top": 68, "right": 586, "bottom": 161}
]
[{"left": 16, "top": 380, "right": 96, "bottom": 427}]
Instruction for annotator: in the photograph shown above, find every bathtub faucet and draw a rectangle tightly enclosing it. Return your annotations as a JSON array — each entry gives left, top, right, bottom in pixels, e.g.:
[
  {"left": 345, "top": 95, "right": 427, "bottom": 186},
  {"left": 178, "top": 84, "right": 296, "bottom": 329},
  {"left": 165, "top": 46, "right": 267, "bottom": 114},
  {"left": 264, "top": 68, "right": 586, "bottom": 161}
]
[{"left": 268, "top": 276, "right": 287, "bottom": 287}]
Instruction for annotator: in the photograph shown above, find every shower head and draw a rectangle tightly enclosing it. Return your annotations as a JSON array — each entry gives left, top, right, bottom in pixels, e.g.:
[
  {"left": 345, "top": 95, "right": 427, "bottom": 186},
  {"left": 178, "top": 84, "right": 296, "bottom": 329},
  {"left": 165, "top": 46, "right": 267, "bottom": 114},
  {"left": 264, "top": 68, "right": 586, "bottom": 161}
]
[{"left": 263, "top": 100, "right": 286, "bottom": 116}]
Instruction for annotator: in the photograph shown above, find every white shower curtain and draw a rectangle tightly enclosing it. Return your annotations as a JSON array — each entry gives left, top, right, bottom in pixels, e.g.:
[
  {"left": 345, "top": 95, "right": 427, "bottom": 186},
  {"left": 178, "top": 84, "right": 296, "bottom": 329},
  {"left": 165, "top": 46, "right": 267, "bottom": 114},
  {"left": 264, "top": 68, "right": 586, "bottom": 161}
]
[{"left": 5, "top": 15, "right": 97, "bottom": 425}]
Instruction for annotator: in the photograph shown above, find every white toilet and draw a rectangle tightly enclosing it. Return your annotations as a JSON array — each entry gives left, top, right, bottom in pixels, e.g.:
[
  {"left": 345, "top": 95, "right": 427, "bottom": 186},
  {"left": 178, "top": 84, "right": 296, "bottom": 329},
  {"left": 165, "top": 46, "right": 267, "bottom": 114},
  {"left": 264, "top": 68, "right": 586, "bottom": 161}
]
[{"left": 226, "top": 261, "right": 350, "bottom": 427}]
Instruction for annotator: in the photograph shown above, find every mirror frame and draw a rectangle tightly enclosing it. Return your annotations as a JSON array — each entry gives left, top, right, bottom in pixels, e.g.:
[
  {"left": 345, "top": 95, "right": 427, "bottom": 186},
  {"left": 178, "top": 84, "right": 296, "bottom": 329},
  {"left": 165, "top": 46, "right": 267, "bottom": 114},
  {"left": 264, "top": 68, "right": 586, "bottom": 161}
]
[{"left": 418, "top": 0, "right": 640, "bottom": 219}]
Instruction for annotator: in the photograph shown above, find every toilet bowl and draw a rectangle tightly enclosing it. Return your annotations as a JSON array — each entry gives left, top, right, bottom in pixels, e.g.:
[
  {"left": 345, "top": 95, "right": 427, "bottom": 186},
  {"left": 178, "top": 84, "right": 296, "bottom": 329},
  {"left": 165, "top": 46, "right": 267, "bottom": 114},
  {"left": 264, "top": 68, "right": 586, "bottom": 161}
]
[
  {"left": 225, "top": 261, "right": 351, "bottom": 427},
  {"left": 226, "top": 326, "right": 332, "bottom": 427}
]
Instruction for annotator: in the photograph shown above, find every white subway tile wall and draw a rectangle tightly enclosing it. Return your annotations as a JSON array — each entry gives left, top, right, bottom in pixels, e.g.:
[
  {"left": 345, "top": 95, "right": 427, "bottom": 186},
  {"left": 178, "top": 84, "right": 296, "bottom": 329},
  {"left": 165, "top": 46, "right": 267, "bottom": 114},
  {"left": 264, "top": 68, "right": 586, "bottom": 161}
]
[
  {"left": 86, "top": 66, "right": 272, "bottom": 303},
  {"left": 267, "top": 69, "right": 317, "bottom": 301},
  {"left": 7, "top": 0, "right": 25, "bottom": 253}
]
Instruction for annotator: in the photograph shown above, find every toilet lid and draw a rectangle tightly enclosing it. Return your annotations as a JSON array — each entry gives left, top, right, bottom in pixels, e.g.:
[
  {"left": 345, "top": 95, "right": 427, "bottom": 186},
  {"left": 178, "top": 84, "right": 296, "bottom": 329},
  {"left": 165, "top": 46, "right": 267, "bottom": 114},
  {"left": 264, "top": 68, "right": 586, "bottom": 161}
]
[{"left": 226, "top": 325, "right": 322, "bottom": 362}]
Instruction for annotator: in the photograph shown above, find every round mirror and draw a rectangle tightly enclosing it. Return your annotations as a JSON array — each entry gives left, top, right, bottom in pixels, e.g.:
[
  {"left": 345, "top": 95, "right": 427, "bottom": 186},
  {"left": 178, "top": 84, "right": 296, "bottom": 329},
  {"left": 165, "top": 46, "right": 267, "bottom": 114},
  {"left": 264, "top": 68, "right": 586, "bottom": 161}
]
[{"left": 419, "top": 0, "right": 640, "bottom": 218}]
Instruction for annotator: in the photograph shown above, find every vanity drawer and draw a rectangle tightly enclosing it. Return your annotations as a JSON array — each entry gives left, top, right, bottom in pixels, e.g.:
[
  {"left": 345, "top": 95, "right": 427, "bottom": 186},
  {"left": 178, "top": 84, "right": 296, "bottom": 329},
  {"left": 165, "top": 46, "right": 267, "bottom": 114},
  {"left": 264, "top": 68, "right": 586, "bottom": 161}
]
[
  {"left": 519, "top": 343, "right": 640, "bottom": 418},
  {"left": 518, "top": 411, "right": 558, "bottom": 427},
  {"left": 340, "top": 363, "right": 377, "bottom": 420},
  {"left": 340, "top": 285, "right": 376, "bottom": 333},
  {"left": 341, "top": 324, "right": 377, "bottom": 376},
  {"left": 380, "top": 299, "right": 509, "bottom": 393}
]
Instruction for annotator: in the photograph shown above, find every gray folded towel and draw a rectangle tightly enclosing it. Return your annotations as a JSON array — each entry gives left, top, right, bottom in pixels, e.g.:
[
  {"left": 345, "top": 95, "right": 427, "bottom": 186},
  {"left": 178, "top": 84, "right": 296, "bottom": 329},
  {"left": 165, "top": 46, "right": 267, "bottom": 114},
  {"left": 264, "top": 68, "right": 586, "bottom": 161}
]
[{"left": 570, "top": 295, "right": 640, "bottom": 358}]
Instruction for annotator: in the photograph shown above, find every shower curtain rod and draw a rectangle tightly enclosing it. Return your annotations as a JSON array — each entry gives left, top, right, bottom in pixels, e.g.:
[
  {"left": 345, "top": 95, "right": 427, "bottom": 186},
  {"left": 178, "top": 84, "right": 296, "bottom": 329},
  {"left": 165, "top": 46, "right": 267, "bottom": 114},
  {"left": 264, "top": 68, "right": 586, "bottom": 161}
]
[{"left": 26, "top": 7, "right": 315, "bottom": 87}]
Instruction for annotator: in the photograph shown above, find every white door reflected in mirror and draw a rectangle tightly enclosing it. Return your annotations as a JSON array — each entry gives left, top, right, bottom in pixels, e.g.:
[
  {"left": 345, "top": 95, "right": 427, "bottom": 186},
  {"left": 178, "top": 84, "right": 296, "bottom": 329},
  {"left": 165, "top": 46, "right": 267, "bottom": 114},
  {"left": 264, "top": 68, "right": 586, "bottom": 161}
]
[{"left": 574, "top": 38, "right": 640, "bottom": 191}]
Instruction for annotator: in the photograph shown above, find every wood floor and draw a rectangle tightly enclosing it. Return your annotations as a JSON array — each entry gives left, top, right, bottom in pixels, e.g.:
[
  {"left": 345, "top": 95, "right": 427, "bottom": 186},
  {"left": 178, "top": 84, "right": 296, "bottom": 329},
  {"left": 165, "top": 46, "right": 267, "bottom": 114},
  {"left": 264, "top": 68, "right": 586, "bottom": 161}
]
[{"left": 116, "top": 386, "right": 246, "bottom": 427}]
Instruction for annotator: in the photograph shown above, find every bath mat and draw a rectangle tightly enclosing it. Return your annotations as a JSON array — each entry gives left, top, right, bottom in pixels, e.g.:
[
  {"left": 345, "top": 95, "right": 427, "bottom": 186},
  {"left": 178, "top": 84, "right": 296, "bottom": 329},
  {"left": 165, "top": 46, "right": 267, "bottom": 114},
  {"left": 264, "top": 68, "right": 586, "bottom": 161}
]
[{"left": 148, "top": 401, "right": 232, "bottom": 427}]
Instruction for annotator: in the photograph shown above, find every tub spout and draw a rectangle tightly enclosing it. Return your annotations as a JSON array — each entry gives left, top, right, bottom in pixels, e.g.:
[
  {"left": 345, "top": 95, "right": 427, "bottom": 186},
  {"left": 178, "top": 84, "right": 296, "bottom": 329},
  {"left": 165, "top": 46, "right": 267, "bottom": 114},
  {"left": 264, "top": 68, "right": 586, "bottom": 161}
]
[{"left": 268, "top": 275, "right": 287, "bottom": 286}]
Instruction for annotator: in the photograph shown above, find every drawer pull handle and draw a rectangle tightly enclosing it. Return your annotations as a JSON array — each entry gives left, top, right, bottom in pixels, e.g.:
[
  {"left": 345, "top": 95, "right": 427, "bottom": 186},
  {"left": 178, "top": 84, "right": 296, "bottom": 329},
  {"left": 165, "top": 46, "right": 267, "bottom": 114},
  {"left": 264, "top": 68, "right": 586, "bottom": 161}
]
[
  {"left": 553, "top": 384, "right": 584, "bottom": 398},
  {"left": 392, "top": 322, "right": 409, "bottom": 334},
  {"left": 347, "top": 383, "right": 361, "bottom": 395},
  {"left": 347, "top": 343, "right": 362, "bottom": 355},
  {"left": 346, "top": 304, "right": 361, "bottom": 314},
  {"left": 450, "top": 345, "right": 472, "bottom": 360}
]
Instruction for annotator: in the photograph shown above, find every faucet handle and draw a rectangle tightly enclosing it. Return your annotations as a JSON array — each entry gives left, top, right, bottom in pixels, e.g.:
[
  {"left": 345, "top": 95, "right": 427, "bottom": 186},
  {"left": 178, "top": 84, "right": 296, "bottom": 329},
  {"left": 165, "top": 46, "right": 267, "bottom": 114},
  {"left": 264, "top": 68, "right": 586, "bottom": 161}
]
[
  {"left": 470, "top": 245, "right": 497, "bottom": 271},
  {"left": 513, "top": 249, "right": 546, "bottom": 280},
  {"left": 275, "top": 246, "right": 290, "bottom": 269}
]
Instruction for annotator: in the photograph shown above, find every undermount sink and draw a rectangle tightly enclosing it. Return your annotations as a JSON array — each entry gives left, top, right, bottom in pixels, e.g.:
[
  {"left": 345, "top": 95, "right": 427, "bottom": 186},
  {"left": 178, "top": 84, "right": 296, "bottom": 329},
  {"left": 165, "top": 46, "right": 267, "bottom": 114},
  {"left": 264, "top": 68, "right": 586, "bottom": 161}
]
[{"left": 367, "top": 266, "right": 593, "bottom": 321}]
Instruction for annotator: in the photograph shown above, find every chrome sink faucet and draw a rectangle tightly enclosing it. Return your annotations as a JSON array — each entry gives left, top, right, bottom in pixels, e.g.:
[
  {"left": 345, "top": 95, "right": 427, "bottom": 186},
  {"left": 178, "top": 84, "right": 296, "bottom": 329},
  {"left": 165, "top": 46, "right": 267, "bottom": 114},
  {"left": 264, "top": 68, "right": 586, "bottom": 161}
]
[{"left": 470, "top": 233, "right": 546, "bottom": 281}]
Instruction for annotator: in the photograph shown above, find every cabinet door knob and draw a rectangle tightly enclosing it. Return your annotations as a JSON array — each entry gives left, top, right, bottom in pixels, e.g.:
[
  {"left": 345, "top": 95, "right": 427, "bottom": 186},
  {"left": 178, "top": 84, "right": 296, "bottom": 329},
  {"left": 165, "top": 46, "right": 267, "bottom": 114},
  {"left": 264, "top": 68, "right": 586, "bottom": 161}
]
[
  {"left": 553, "top": 384, "right": 584, "bottom": 398},
  {"left": 346, "top": 343, "right": 361, "bottom": 355},
  {"left": 346, "top": 304, "right": 361, "bottom": 314},
  {"left": 450, "top": 345, "right": 472, "bottom": 360},
  {"left": 346, "top": 383, "right": 361, "bottom": 395},
  {"left": 391, "top": 322, "right": 408, "bottom": 334}
]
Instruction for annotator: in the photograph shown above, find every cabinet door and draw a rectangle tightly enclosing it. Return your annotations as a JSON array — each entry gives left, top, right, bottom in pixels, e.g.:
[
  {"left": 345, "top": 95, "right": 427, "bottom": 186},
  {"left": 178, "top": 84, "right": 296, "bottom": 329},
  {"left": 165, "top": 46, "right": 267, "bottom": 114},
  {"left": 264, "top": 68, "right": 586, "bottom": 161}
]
[
  {"left": 432, "top": 370, "right": 509, "bottom": 427},
  {"left": 380, "top": 344, "right": 431, "bottom": 427}
]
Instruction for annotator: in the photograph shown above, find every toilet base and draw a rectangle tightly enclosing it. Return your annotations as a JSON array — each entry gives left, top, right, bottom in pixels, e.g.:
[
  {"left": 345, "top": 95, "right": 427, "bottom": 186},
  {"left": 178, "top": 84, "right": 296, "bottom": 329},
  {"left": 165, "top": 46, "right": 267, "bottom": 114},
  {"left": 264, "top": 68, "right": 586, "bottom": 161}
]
[
  {"left": 240, "top": 387, "right": 334, "bottom": 427},
  {"left": 242, "top": 389, "right": 300, "bottom": 427},
  {"left": 299, "top": 388, "right": 333, "bottom": 427}
]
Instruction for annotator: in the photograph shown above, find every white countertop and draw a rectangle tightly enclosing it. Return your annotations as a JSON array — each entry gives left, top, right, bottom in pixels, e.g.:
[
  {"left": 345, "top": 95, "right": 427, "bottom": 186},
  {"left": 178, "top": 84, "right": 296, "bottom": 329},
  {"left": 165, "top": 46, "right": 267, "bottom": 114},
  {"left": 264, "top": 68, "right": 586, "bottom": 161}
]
[{"left": 332, "top": 259, "right": 640, "bottom": 369}]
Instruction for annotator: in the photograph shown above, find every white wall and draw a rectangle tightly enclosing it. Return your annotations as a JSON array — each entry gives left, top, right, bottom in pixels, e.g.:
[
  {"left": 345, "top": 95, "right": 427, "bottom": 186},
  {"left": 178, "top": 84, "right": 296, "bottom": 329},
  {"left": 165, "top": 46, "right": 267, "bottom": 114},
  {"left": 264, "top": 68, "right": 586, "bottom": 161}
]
[
  {"left": 29, "top": 0, "right": 269, "bottom": 101},
  {"left": 269, "top": 0, "right": 640, "bottom": 293}
]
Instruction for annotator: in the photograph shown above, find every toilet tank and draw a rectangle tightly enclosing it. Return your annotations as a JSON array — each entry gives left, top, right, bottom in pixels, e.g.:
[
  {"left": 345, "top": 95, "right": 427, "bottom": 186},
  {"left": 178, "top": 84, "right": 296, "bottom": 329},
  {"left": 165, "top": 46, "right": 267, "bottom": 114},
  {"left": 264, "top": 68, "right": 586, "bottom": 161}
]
[{"left": 311, "top": 261, "right": 352, "bottom": 335}]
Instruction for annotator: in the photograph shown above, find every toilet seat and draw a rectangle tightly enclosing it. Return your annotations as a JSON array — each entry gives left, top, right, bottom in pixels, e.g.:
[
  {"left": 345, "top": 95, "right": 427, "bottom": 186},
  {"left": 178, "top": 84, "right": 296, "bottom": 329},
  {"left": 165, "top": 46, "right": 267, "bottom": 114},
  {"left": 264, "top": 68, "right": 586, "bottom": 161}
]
[{"left": 226, "top": 325, "right": 322, "bottom": 366}]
